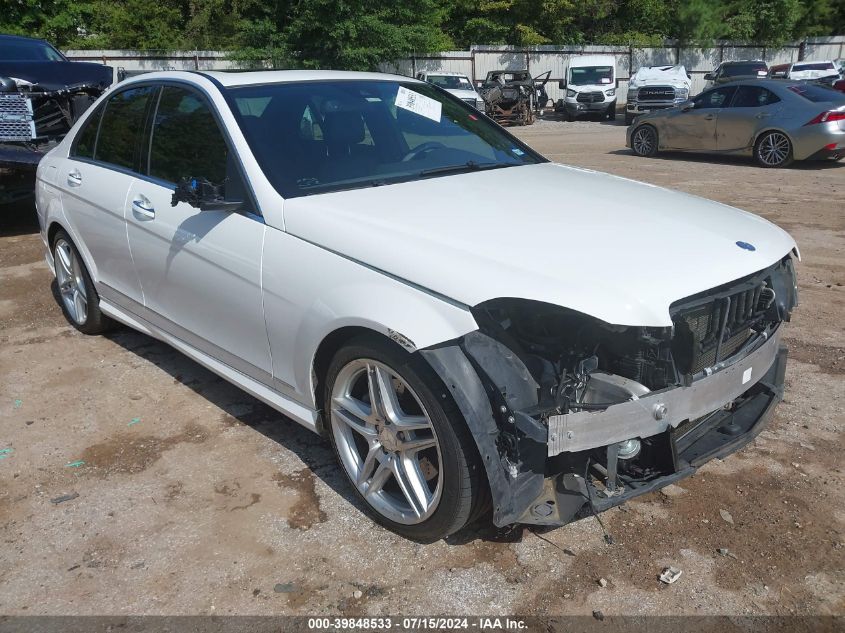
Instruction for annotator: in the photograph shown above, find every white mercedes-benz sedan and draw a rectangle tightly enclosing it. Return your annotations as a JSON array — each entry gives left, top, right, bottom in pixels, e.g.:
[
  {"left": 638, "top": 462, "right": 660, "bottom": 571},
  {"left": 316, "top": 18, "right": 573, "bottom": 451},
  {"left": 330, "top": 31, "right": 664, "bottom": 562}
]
[{"left": 36, "top": 70, "right": 799, "bottom": 541}]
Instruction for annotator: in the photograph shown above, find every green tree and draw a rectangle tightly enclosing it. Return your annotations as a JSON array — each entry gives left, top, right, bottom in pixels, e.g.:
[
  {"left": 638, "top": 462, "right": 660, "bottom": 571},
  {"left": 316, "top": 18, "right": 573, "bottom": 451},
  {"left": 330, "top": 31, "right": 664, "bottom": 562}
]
[{"left": 279, "top": 0, "right": 452, "bottom": 70}]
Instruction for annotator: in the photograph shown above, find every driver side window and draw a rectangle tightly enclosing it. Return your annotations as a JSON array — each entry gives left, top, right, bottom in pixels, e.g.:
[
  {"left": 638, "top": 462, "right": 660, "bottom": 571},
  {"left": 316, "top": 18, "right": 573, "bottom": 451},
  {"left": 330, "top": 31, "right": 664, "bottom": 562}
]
[{"left": 147, "top": 86, "right": 250, "bottom": 209}]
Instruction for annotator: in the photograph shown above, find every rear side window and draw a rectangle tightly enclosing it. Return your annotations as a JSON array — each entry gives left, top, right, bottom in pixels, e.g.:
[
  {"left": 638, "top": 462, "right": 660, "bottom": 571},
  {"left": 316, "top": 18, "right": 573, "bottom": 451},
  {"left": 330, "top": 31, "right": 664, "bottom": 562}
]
[
  {"left": 730, "top": 86, "right": 781, "bottom": 108},
  {"left": 95, "top": 86, "right": 157, "bottom": 170},
  {"left": 148, "top": 86, "right": 228, "bottom": 185},
  {"left": 72, "top": 107, "right": 103, "bottom": 159}
]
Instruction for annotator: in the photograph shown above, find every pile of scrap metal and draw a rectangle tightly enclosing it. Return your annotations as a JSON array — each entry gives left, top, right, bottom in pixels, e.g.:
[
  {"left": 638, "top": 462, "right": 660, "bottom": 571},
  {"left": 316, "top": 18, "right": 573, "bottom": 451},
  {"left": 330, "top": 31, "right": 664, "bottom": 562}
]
[
  {"left": 478, "top": 70, "right": 551, "bottom": 125},
  {"left": 1, "top": 34, "right": 112, "bottom": 205}
]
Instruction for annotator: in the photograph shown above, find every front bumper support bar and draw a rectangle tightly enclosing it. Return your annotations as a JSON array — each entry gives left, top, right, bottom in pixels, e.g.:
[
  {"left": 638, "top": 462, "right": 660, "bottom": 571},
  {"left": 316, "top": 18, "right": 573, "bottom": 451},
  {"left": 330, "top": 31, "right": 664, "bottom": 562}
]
[{"left": 547, "top": 327, "right": 782, "bottom": 455}]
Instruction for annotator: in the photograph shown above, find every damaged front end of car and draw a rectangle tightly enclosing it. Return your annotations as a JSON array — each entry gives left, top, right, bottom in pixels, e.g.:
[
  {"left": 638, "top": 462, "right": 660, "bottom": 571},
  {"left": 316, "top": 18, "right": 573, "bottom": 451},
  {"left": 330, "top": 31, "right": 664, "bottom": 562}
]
[
  {"left": 0, "top": 76, "right": 105, "bottom": 147},
  {"left": 421, "top": 256, "right": 798, "bottom": 527}
]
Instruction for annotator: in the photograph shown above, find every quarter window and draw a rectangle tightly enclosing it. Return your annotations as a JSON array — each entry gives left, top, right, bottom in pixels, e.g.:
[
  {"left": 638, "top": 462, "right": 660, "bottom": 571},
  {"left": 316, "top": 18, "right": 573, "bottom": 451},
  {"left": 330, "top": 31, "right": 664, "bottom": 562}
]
[
  {"left": 72, "top": 107, "right": 103, "bottom": 159},
  {"left": 148, "top": 87, "right": 228, "bottom": 186},
  {"left": 95, "top": 85, "right": 156, "bottom": 170}
]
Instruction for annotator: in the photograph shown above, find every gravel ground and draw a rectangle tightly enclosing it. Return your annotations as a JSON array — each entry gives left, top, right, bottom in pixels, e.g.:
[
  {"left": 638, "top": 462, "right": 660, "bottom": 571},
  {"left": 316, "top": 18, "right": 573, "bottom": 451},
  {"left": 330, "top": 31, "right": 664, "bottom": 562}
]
[{"left": 0, "top": 118, "right": 843, "bottom": 618}]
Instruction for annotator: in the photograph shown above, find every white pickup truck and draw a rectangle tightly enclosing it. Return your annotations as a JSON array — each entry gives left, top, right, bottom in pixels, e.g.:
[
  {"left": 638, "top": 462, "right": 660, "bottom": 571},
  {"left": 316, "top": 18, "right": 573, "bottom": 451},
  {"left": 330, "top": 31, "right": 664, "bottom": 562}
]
[
  {"left": 415, "top": 71, "right": 484, "bottom": 110},
  {"left": 625, "top": 65, "right": 691, "bottom": 126}
]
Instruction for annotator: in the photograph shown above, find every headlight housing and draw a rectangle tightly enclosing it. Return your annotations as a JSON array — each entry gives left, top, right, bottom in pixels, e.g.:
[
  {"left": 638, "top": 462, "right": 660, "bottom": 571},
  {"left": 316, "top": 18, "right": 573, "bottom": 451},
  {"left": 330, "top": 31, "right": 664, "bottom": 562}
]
[
  {"left": 605, "top": 88, "right": 616, "bottom": 97},
  {"left": 566, "top": 89, "right": 576, "bottom": 98},
  {"left": 676, "top": 87, "right": 689, "bottom": 101},
  {"left": 627, "top": 88, "right": 637, "bottom": 101}
]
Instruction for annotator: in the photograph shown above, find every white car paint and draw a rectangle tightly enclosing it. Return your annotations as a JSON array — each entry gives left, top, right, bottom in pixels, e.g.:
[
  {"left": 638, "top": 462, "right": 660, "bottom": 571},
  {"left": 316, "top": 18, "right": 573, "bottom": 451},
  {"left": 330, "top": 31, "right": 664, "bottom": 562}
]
[
  {"left": 284, "top": 162, "right": 796, "bottom": 328},
  {"left": 36, "top": 69, "right": 797, "bottom": 437}
]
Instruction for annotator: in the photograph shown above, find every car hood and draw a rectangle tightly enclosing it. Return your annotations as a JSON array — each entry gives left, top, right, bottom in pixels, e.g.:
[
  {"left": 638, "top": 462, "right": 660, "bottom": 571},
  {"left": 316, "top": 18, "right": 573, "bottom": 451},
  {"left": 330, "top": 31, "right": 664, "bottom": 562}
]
[
  {"left": 0, "top": 60, "right": 113, "bottom": 91},
  {"left": 284, "top": 163, "right": 797, "bottom": 327},
  {"left": 444, "top": 88, "right": 480, "bottom": 100},
  {"left": 629, "top": 66, "right": 691, "bottom": 90}
]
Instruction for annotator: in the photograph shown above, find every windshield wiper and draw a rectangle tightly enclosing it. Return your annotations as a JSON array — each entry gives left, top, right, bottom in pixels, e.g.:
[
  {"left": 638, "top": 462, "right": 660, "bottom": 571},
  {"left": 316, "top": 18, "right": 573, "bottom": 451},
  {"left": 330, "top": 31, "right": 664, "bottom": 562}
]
[{"left": 418, "top": 161, "right": 518, "bottom": 178}]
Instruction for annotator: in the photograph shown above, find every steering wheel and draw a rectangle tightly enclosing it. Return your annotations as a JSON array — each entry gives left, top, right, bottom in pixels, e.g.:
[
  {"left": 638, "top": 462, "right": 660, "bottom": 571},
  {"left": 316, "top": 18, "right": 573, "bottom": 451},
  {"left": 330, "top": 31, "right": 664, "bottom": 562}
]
[{"left": 401, "top": 141, "right": 447, "bottom": 162}]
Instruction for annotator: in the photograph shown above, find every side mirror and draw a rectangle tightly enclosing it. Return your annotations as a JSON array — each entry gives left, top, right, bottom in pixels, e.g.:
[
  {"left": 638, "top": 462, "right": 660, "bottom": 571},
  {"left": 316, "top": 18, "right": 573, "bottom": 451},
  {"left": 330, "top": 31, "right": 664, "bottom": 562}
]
[
  {"left": 558, "top": 79, "right": 566, "bottom": 89},
  {"left": 681, "top": 100, "right": 695, "bottom": 112},
  {"left": 172, "top": 177, "right": 243, "bottom": 213},
  {"left": 703, "top": 73, "right": 715, "bottom": 81}
]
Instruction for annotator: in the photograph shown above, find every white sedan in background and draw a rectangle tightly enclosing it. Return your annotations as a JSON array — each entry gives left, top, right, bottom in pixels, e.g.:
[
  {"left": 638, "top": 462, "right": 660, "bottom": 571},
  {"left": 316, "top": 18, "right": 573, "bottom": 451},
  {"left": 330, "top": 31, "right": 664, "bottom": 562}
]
[{"left": 37, "top": 70, "right": 798, "bottom": 541}]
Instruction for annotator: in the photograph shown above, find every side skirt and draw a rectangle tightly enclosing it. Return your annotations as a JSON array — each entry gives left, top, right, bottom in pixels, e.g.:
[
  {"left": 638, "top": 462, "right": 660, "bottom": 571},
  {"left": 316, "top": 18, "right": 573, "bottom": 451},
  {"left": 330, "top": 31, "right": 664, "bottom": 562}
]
[{"left": 99, "top": 299, "right": 321, "bottom": 435}]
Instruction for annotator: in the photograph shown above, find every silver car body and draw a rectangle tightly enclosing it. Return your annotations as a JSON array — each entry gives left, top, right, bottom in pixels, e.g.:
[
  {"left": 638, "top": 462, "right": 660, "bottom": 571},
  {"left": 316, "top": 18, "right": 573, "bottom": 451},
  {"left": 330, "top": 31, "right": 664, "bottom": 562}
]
[{"left": 626, "top": 79, "right": 845, "bottom": 161}]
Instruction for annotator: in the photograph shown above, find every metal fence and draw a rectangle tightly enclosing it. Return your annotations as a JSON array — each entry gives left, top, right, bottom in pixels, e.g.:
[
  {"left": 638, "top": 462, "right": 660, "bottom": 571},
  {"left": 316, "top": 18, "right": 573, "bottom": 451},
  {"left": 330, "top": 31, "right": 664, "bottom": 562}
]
[{"left": 64, "top": 35, "right": 845, "bottom": 103}]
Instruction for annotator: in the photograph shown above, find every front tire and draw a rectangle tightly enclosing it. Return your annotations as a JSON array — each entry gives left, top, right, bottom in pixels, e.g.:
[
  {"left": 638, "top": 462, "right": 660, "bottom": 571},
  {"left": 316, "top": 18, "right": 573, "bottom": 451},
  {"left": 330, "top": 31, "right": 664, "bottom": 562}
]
[
  {"left": 631, "top": 124, "right": 659, "bottom": 157},
  {"left": 52, "top": 230, "right": 112, "bottom": 334},
  {"left": 325, "top": 335, "right": 486, "bottom": 541},
  {"left": 755, "top": 131, "right": 794, "bottom": 168}
]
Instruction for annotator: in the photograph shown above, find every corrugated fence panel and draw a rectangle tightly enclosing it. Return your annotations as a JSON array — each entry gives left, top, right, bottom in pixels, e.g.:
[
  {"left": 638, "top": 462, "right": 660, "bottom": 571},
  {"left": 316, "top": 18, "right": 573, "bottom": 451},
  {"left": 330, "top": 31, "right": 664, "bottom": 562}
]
[
  {"left": 632, "top": 47, "right": 676, "bottom": 69},
  {"left": 474, "top": 51, "right": 530, "bottom": 80}
]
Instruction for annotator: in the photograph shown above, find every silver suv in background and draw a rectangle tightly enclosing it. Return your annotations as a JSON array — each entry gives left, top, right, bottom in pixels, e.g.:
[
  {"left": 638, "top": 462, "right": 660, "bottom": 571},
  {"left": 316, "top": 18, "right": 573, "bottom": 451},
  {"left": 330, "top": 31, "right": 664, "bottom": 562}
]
[{"left": 416, "top": 71, "right": 484, "bottom": 110}]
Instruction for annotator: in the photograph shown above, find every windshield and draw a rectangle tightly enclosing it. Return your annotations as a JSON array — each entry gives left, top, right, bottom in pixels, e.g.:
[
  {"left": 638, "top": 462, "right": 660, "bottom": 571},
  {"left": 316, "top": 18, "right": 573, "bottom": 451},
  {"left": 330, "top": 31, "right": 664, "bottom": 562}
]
[
  {"left": 0, "top": 38, "right": 65, "bottom": 62},
  {"left": 792, "top": 62, "right": 835, "bottom": 72},
  {"left": 230, "top": 80, "right": 544, "bottom": 198},
  {"left": 722, "top": 63, "right": 767, "bottom": 77},
  {"left": 427, "top": 75, "right": 473, "bottom": 91},
  {"left": 569, "top": 66, "right": 614, "bottom": 86}
]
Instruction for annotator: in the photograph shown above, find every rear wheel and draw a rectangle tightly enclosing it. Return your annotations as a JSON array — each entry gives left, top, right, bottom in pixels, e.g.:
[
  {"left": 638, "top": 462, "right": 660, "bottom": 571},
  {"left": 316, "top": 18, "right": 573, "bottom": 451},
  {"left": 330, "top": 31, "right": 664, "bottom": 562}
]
[
  {"left": 755, "top": 131, "right": 793, "bottom": 168},
  {"left": 631, "top": 124, "right": 659, "bottom": 157},
  {"left": 52, "top": 230, "right": 112, "bottom": 334},
  {"left": 325, "top": 335, "right": 486, "bottom": 541}
]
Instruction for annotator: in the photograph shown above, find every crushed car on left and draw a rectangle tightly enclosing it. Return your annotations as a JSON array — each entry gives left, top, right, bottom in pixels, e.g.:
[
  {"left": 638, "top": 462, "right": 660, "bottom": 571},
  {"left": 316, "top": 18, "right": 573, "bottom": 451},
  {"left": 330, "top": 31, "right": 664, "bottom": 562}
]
[{"left": 0, "top": 34, "right": 113, "bottom": 205}]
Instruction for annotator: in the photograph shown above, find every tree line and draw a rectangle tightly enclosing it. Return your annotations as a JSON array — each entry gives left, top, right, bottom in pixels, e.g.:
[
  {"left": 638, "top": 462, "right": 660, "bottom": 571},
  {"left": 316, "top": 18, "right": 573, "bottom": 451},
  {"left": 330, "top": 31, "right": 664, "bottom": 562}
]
[{"left": 3, "top": 0, "right": 844, "bottom": 71}]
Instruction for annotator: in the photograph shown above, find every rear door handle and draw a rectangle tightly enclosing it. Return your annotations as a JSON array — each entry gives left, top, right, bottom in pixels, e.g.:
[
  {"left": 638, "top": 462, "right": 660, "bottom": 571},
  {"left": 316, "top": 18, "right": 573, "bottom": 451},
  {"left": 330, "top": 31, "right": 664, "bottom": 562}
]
[
  {"left": 67, "top": 169, "right": 82, "bottom": 187},
  {"left": 703, "top": 114, "right": 715, "bottom": 120},
  {"left": 132, "top": 195, "right": 155, "bottom": 220}
]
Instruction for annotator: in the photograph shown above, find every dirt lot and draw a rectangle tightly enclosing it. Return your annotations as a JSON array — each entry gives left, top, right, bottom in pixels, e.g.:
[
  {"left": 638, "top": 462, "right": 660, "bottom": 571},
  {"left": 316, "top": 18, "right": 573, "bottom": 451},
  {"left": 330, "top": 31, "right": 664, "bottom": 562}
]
[{"left": 1, "top": 119, "right": 843, "bottom": 619}]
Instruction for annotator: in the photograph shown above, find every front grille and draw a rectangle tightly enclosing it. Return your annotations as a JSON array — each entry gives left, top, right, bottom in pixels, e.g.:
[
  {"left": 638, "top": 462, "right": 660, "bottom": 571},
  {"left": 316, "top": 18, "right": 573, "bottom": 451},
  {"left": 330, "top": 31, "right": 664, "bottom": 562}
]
[
  {"left": 576, "top": 91, "right": 604, "bottom": 103},
  {"left": 672, "top": 281, "right": 770, "bottom": 375},
  {"left": 0, "top": 94, "right": 35, "bottom": 142},
  {"left": 637, "top": 86, "right": 675, "bottom": 101}
]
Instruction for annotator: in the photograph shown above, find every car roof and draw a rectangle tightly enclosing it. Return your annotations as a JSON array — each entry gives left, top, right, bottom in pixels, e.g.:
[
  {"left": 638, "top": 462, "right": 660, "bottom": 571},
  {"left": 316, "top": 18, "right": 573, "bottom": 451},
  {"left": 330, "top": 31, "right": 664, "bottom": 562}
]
[
  {"left": 719, "top": 60, "right": 766, "bottom": 65},
  {"left": 423, "top": 71, "right": 468, "bottom": 76},
  {"left": 199, "top": 69, "right": 419, "bottom": 88},
  {"left": 0, "top": 33, "right": 50, "bottom": 44}
]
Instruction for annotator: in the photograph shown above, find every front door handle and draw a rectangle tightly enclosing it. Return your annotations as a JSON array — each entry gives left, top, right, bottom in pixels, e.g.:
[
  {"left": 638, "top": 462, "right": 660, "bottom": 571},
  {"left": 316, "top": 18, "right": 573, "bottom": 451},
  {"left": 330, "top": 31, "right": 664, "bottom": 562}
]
[
  {"left": 132, "top": 195, "right": 155, "bottom": 220},
  {"left": 67, "top": 169, "right": 82, "bottom": 187},
  {"left": 755, "top": 112, "right": 772, "bottom": 119}
]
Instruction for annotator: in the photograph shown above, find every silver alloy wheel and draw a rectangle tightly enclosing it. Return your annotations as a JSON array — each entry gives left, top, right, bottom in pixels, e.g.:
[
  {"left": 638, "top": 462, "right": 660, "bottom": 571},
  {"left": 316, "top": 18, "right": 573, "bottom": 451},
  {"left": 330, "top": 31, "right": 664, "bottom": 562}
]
[
  {"left": 330, "top": 359, "right": 443, "bottom": 525},
  {"left": 758, "top": 132, "right": 790, "bottom": 166},
  {"left": 54, "top": 239, "right": 88, "bottom": 325},
  {"left": 632, "top": 126, "right": 655, "bottom": 155}
]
